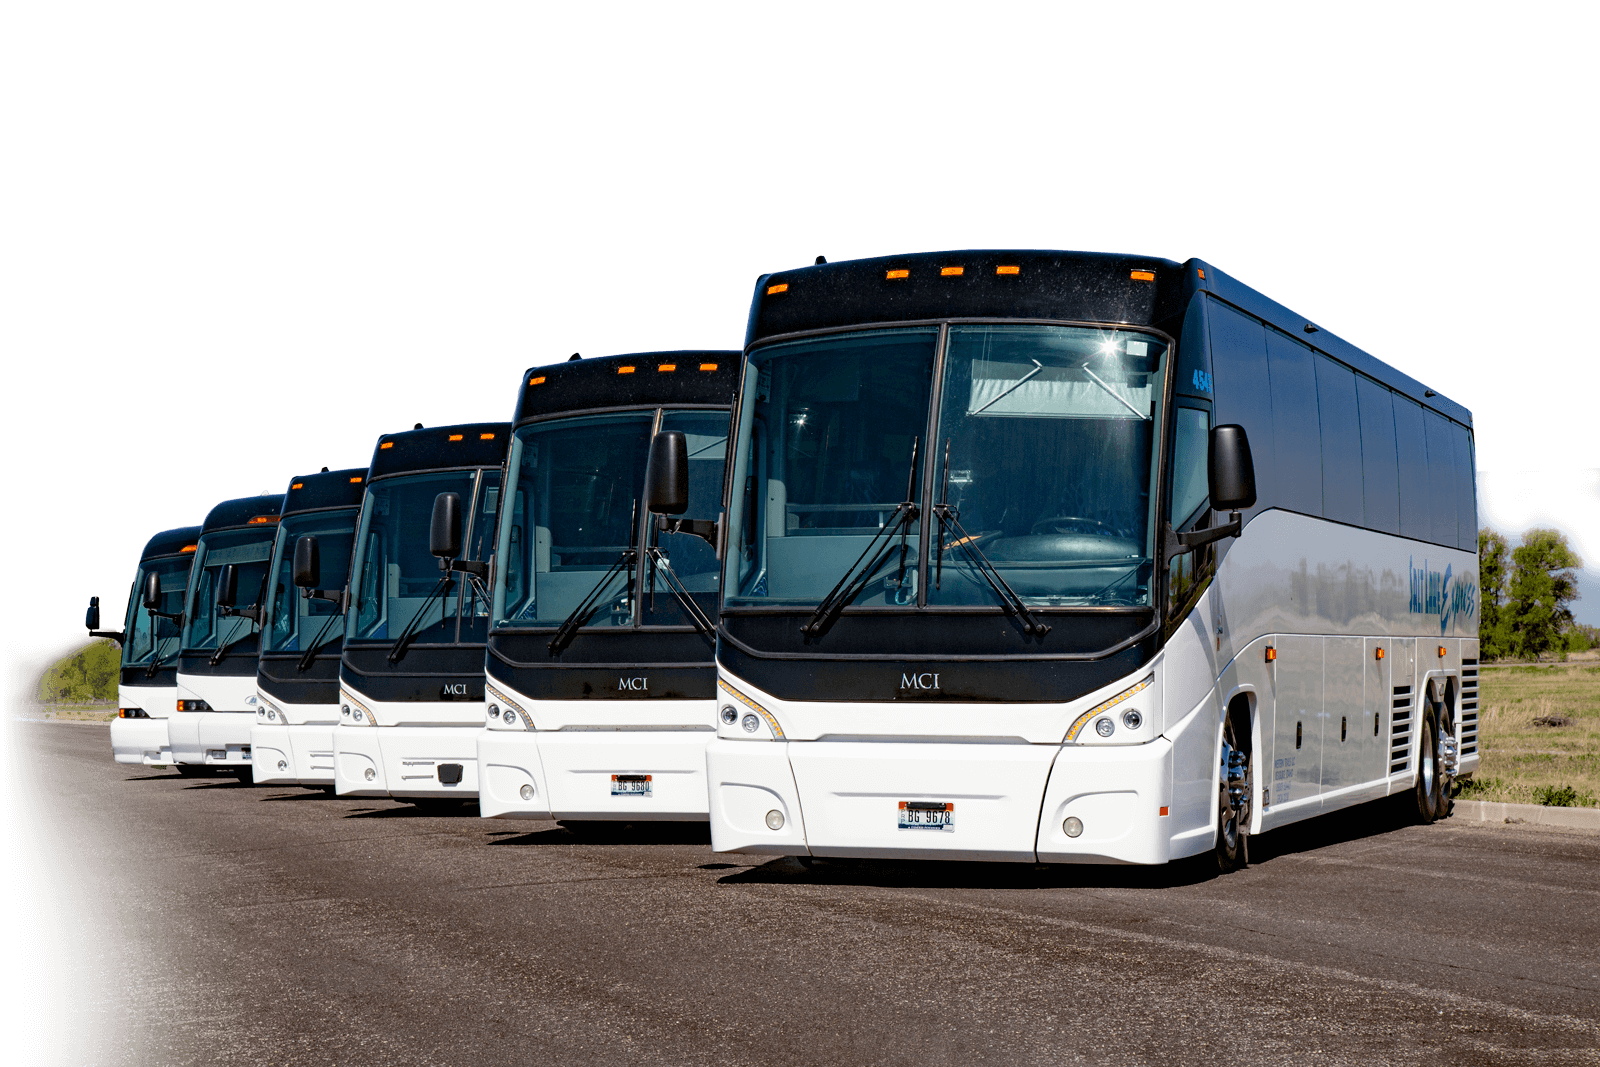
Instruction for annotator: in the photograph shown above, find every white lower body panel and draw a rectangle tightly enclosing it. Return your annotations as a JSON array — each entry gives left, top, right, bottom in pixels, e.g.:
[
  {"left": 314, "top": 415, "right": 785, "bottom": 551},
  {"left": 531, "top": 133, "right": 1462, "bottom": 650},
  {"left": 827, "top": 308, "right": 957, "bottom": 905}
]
[
  {"left": 334, "top": 725, "right": 480, "bottom": 799},
  {"left": 168, "top": 711, "right": 254, "bottom": 768},
  {"left": 480, "top": 730, "right": 712, "bottom": 822},
  {"left": 251, "top": 723, "right": 336, "bottom": 785},
  {"left": 109, "top": 717, "right": 173, "bottom": 766}
]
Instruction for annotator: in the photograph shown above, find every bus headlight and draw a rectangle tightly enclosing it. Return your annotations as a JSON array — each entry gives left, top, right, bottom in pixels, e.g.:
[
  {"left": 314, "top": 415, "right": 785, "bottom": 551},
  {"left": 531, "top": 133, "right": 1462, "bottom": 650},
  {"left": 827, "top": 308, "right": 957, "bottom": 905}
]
[
  {"left": 1063, "top": 817, "right": 1084, "bottom": 838},
  {"left": 1121, "top": 709, "right": 1142, "bottom": 730},
  {"left": 1065, "top": 675, "right": 1154, "bottom": 743},
  {"left": 342, "top": 694, "right": 375, "bottom": 725},
  {"left": 717, "top": 679, "right": 784, "bottom": 740},
  {"left": 765, "top": 810, "right": 785, "bottom": 830},
  {"left": 520, "top": 784, "right": 535, "bottom": 801},
  {"left": 486, "top": 686, "right": 530, "bottom": 729}
]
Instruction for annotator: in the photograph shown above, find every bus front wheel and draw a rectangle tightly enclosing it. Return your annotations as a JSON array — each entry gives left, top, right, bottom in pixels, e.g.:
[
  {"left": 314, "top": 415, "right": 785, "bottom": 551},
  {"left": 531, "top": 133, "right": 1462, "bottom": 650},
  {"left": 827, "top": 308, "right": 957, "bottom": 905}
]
[{"left": 1215, "top": 711, "right": 1250, "bottom": 873}]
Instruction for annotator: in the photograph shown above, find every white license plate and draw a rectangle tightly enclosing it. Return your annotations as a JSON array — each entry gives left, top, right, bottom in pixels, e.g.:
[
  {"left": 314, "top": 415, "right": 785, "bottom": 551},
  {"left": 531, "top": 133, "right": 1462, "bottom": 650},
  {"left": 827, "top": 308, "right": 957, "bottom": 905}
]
[
  {"left": 611, "top": 774, "right": 652, "bottom": 796},
  {"left": 898, "top": 802, "right": 954, "bottom": 830}
]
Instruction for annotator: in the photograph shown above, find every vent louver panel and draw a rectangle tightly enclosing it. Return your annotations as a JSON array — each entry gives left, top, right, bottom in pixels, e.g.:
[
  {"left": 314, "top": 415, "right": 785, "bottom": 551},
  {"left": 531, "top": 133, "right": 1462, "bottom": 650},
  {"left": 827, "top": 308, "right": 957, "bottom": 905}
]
[
  {"left": 1459, "top": 659, "right": 1479, "bottom": 756},
  {"left": 1390, "top": 684, "right": 1414, "bottom": 773}
]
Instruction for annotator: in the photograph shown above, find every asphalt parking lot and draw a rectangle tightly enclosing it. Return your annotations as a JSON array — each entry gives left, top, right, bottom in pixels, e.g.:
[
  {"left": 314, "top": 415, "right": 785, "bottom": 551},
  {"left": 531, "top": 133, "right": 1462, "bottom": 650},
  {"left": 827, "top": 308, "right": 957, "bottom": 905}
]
[{"left": 10, "top": 720, "right": 1600, "bottom": 1066}]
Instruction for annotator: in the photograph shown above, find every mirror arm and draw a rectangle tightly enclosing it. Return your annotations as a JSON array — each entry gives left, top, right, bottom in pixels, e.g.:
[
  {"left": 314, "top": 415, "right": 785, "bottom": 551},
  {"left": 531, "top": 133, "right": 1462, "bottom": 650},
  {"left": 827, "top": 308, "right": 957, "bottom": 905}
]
[
  {"left": 88, "top": 630, "right": 126, "bottom": 643},
  {"left": 655, "top": 514, "right": 718, "bottom": 548},
  {"left": 1163, "top": 511, "right": 1243, "bottom": 565},
  {"left": 450, "top": 559, "right": 489, "bottom": 579}
]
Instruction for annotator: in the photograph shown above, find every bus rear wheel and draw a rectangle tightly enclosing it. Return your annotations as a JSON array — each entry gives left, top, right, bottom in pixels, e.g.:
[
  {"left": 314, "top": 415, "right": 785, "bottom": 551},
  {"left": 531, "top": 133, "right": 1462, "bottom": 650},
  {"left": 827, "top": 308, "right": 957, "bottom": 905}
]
[
  {"left": 1215, "top": 711, "right": 1250, "bottom": 873},
  {"left": 1413, "top": 704, "right": 1444, "bottom": 824}
]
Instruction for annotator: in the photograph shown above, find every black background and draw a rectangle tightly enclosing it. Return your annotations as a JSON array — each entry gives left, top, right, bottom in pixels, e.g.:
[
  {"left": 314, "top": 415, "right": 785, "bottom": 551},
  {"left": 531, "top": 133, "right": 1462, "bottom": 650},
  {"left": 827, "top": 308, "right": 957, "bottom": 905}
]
[{"left": 25, "top": 182, "right": 1600, "bottom": 643}]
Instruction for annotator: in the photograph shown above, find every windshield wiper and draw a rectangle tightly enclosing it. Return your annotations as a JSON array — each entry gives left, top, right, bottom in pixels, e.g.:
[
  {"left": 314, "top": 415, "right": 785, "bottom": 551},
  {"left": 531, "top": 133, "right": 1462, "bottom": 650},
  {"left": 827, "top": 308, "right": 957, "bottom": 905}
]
[
  {"left": 802, "top": 438, "right": 920, "bottom": 641},
  {"left": 931, "top": 440, "right": 1049, "bottom": 637},
  {"left": 296, "top": 603, "right": 346, "bottom": 672},
  {"left": 645, "top": 546, "right": 715, "bottom": 639},
  {"left": 209, "top": 616, "right": 260, "bottom": 666},
  {"left": 144, "top": 637, "right": 181, "bottom": 678},
  {"left": 386, "top": 573, "right": 455, "bottom": 664},
  {"left": 547, "top": 503, "right": 639, "bottom": 656},
  {"left": 1081, "top": 360, "right": 1149, "bottom": 420}
]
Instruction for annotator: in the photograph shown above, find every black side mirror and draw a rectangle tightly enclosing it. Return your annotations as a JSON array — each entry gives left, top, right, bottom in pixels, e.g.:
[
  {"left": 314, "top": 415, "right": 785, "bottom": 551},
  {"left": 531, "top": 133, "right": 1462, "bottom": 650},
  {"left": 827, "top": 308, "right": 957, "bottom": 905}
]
[
  {"left": 217, "top": 564, "right": 239, "bottom": 608},
  {"left": 431, "top": 492, "right": 462, "bottom": 560},
  {"left": 293, "top": 535, "right": 320, "bottom": 588},
  {"left": 645, "top": 430, "right": 689, "bottom": 516},
  {"left": 142, "top": 570, "right": 161, "bottom": 611},
  {"left": 1208, "top": 425, "right": 1257, "bottom": 512},
  {"left": 85, "top": 596, "right": 101, "bottom": 631}
]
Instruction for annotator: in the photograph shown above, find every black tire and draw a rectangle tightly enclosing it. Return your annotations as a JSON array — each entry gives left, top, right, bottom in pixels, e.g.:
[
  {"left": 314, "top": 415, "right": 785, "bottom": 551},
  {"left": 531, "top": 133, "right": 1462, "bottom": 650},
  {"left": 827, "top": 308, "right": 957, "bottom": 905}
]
[
  {"left": 1215, "top": 709, "right": 1250, "bottom": 873},
  {"left": 175, "top": 764, "right": 210, "bottom": 777},
  {"left": 1413, "top": 704, "right": 1443, "bottom": 824}
]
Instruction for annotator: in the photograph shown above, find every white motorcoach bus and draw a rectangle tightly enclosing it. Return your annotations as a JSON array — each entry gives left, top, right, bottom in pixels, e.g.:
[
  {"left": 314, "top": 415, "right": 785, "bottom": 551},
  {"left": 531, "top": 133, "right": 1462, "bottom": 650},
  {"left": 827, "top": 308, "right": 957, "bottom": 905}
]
[
  {"left": 478, "top": 352, "right": 737, "bottom": 825},
  {"left": 334, "top": 423, "right": 507, "bottom": 807},
  {"left": 252, "top": 468, "right": 366, "bottom": 787},
  {"left": 86, "top": 525, "right": 199, "bottom": 768},
  {"left": 170, "top": 494, "right": 286, "bottom": 780},
  {"left": 707, "top": 251, "right": 1478, "bottom": 870}
]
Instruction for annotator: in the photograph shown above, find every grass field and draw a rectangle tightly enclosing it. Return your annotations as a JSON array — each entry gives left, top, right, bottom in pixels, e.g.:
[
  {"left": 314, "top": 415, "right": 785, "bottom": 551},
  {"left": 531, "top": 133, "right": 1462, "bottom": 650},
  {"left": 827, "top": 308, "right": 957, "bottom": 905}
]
[
  {"left": 23, "top": 703, "right": 117, "bottom": 722},
  {"left": 1463, "top": 655, "right": 1600, "bottom": 807}
]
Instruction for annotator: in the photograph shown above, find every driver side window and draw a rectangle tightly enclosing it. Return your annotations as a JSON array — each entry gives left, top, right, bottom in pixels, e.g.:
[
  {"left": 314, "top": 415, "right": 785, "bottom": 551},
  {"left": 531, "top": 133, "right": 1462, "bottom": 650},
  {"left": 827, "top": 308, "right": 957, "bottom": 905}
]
[{"left": 1170, "top": 406, "right": 1210, "bottom": 528}]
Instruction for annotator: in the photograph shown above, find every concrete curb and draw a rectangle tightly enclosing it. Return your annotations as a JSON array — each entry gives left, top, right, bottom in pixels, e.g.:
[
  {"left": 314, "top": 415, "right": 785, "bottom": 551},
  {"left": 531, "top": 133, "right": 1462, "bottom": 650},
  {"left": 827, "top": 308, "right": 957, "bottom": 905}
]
[{"left": 1455, "top": 799, "right": 1600, "bottom": 831}]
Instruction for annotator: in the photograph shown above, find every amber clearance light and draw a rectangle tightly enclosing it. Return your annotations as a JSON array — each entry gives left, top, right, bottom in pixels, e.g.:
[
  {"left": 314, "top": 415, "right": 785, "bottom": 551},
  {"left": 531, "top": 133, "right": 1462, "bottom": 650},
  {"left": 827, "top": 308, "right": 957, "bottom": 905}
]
[
  {"left": 1130, "top": 270, "right": 1156, "bottom": 282},
  {"left": 658, "top": 363, "right": 676, "bottom": 373},
  {"left": 349, "top": 476, "right": 363, "bottom": 483},
  {"left": 996, "top": 265, "right": 1020, "bottom": 275},
  {"left": 885, "top": 269, "right": 909, "bottom": 280},
  {"left": 617, "top": 365, "right": 636, "bottom": 375},
  {"left": 940, "top": 266, "right": 964, "bottom": 277},
  {"left": 448, "top": 434, "right": 464, "bottom": 442},
  {"left": 181, "top": 544, "right": 197, "bottom": 553},
  {"left": 528, "top": 375, "right": 546, "bottom": 386},
  {"left": 479, "top": 432, "right": 495, "bottom": 440},
  {"left": 380, "top": 441, "right": 393, "bottom": 450},
  {"left": 766, "top": 283, "right": 788, "bottom": 295},
  {"left": 699, "top": 363, "right": 718, "bottom": 372},
  {"left": 249, "top": 516, "right": 277, "bottom": 525},
  {"left": 291, "top": 482, "right": 304, "bottom": 489}
]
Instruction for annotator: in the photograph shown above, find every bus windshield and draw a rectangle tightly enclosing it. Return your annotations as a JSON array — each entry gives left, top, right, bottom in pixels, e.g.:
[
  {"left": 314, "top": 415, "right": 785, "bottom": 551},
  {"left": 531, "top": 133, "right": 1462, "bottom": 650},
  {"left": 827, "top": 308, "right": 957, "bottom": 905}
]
[
  {"left": 123, "top": 556, "right": 191, "bottom": 667},
  {"left": 346, "top": 470, "right": 483, "bottom": 644},
  {"left": 182, "top": 528, "right": 276, "bottom": 651},
  {"left": 263, "top": 512, "right": 356, "bottom": 654},
  {"left": 723, "top": 324, "right": 1167, "bottom": 610}
]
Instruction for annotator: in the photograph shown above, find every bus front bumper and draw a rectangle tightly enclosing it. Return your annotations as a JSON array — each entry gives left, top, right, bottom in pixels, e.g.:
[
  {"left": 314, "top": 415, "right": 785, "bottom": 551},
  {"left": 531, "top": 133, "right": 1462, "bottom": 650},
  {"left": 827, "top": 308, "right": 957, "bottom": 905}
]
[
  {"left": 168, "top": 711, "right": 254, "bottom": 768},
  {"left": 706, "top": 737, "right": 1174, "bottom": 865},
  {"left": 251, "top": 724, "right": 336, "bottom": 786},
  {"left": 334, "top": 725, "right": 480, "bottom": 799},
  {"left": 110, "top": 717, "right": 173, "bottom": 766},
  {"left": 479, "top": 730, "right": 711, "bottom": 821}
]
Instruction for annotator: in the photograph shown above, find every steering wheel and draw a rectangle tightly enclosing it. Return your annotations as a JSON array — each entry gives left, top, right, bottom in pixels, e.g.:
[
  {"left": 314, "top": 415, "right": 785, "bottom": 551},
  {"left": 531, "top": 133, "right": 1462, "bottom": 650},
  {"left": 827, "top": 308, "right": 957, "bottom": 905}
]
[{"left": 1028, "top": 515, "right": 1120, "bottom": 537}]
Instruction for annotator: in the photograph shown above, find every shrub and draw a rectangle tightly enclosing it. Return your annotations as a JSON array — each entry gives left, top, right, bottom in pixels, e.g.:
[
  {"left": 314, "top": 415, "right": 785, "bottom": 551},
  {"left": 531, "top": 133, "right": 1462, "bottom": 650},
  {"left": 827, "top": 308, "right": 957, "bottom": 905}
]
[{"left": 1532, "top": 784, "right": 1597, "bottom": 808}]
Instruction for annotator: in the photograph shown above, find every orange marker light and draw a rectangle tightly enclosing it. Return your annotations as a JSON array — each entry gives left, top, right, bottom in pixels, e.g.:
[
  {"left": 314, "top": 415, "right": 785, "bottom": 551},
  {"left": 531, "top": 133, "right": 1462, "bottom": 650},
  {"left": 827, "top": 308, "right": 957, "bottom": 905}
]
[
  {"left": 1265, "top": 647, "right": 1277, "bottom": 662},
  {"left": 1197, "top": 268, "right": 1206, "bottom": 279},
  {"left": 1438, "top": 645, "right": 1447, "bottom": 658},
  {"left": 657, "top": 364, "right": 676, "bottom": 373},
  {"left": 528, "top": 376, "right": 546, "bottom": 386},
  {"left": 766, "top": 283, "right": 788, "bottom": 295},
  {"left": 349, "top": 476, "right": 362, "bottom": 483},
  {"left": 940, "top": 266, "right": 964, "bottom": 277},
  {"left": 885, "top": 269, "right": 909, "bottom": 280},
  {"left": 182, "top": 544, "right": 197, "bottom": 553},
  {"left": 1159, "top": 806, "right": 1170, "bottom": 817},
  {"left": 996, "top": 265, "right": 1020, "bottom": 275},
  {"left": 380, "top": 442, "right": 393, "bottom": 450},
  {"left": 617, "top": 366, "right": 636, "bottom": 375},
  {"left": 1375, "top": 647, "right": 1385, "bottom": 660},
  {"left": 699, "top": 363, "right": 718, "bottom": 372},
  {"left": 448, "top": 434, "right": 464, "bottom": 442},
  {"left": 1130, "top": 270, "right": 1156, "bottom": 282},
  {"left": 479, "top": 433, "right": 495, "bottom": 441},
  {"left": 249, "top": 516, "right": 277, "bottom": 524},
  {"left": 291, "top": 482, "right": 304, "bottom": 490}
]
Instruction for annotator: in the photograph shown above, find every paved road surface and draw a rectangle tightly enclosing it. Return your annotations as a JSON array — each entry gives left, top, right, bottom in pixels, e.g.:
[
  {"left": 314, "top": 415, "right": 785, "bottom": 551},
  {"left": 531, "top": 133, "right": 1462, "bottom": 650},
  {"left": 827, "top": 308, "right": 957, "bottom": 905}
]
[{"left": 9, "top": 720, "right": 1599, "bottom": 1066}]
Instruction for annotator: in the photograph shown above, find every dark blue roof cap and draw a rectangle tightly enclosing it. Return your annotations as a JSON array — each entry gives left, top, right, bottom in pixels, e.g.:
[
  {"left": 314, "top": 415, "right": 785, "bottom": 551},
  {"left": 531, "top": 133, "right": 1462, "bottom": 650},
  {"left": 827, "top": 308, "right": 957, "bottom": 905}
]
[
  {"left": 201, "top": 494, "right": 288, "bottom": 534},
  {"left": 515, "top": 351, "right": 739, "bottom": 425},
  {"left": 367, "top": 422, "right": 510, "bottom": 479},
  {"left": 281, "top": 468, "right": 367, "bottom": 516},
  {"left": 141, "top": 525, "right": 202, "bottom": 560}
]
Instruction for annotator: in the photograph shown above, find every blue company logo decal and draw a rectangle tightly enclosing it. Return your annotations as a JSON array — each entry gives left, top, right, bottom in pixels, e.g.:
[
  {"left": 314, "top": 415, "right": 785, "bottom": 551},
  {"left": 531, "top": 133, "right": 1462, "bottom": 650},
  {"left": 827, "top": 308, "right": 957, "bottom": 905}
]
[
  {"left": 1408, "top": 556, "right": 1476, "bottom": 635},
  {"left": 1191, "top": 369, "right": 1213, "bottom": 394}
]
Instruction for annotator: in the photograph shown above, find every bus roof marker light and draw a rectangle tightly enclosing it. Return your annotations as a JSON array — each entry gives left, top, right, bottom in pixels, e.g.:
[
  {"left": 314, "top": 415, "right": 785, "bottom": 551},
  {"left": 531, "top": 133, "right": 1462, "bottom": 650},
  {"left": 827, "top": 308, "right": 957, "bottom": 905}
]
[
  {"left": 448, "top": 434, "right": 464, "bottom": 442},
  {"left": 291, "top": 482, "right": 304, "bottom": 490},
  {"left": 1197, "top": 269, "right": 1206, "bottom": 279},
  {"left": 996, "top": 265, "right": 1020, "bottom": 275},
  {"left": 248, "top": 516, "right": 277, "bottom": 524},
  {"left": 529, "top": 376, "right": 546, "bottom": 386},
  {"left": 766, "top": 283, "right": 788, "bottom": 295},
  {"left": 617, "top": 365, "right": 636, "bottom": 375},
  {"left": 657, "top": 364, "right": 676, "bottom": 373},
  {"left": 940, "top": 266, "right": 964, "bottom": 277},
  {"left": 380, "top": 442, "right": 393, "bottom": 449},
  {"left": 699, "top": 363, "right": 718, "bottom": 372},
  {"left": 350, "top": 476, "right": 362, "bottom": 483},
  {"left": 182, "top": 544, "right": 196, "bottom": 552},
  {"left": 479, "top": 433, "right": 495, "bottom": 440},
  {"left": 1130, "top": 270, "right": 1155, "bottom": 282},
  {"left": 885, "top": 269, "right": 909, "bottom": 280}
]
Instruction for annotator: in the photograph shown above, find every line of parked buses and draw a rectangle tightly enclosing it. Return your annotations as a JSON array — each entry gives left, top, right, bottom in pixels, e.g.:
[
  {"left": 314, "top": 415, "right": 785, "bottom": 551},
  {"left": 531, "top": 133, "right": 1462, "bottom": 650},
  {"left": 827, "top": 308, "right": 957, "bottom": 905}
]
[{"left": 88, "top": 249, "right": 1482, "bottom": 871}]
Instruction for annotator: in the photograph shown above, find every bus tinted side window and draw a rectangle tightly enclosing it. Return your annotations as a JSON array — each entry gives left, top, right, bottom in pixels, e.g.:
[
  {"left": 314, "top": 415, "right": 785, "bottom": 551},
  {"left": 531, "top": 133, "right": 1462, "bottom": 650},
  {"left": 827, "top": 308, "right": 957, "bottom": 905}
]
[
  {"left": 1394, "top": 395, "right": 1430, "bottom": 540},
  {"left": 1424, "top": 411, "right": 1459, "bottom": 547},
  {"left": 1355, "top": 376, "right": 1400, "bottom": 535},
  {"left": 1205, "top": 300, "right": 1273, "bottom": 519},
  {"left": 1452, "top": 424, "right": 1477, "bottom": 550},
  {"left": 1265, "top": 330, "right": 1322, "bottom": 517},
  {"left": 1315, "top": 353, "right": 1363, "bottom": 526},
  {"left": 1169, "top": 406, "right": 1211, "bottom": 527}
]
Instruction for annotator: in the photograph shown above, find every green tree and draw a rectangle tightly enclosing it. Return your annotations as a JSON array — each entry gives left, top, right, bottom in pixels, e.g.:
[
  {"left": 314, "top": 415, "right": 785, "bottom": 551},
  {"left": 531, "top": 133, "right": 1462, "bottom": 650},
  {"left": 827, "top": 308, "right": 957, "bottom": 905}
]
[
  {"left": 1478, "top": 528, "right": 1512, "bottom": 660},
  {"left": 38, "top": 639, "right": 121, "bottom": 703},
  {"left": 1507, "top": 528, "right": 1582, "bottom": 662}
]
